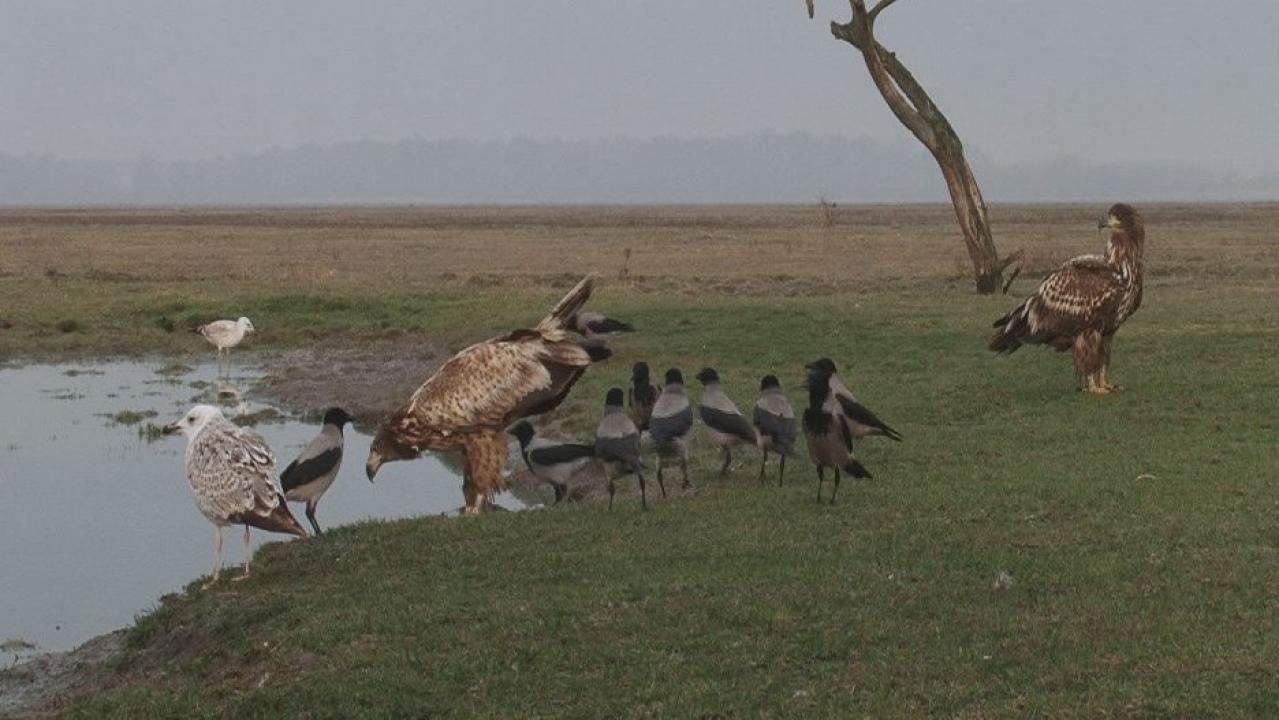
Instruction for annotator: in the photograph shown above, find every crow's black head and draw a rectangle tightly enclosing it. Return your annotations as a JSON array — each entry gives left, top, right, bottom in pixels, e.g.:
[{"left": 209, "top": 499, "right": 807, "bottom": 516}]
[
  {"left": 322, "top": 407, "right": 355, "bottom": 428},
  {"left": 605, "top": 387, "right": 625, "bottom": 407},
  {"left": 632, "top": 361, "right": 650, "bottom": 383},
  {"left": 507, "top": 420, "right": 536, "bottom": 448}
]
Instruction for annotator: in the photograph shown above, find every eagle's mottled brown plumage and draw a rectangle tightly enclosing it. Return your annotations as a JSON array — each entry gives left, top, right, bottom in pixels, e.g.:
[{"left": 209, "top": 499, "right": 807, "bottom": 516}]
[
  {"left": 365, "top": 276, "right": 610, "bottom": 514},
  {"left": 990, "top": 203, "right": 1145, "bottom": 393}
]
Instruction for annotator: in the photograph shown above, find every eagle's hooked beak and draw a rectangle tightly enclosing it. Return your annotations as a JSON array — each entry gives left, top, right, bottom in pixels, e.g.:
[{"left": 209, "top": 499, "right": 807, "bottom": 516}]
[{"left": 365, "top": 451, "right": 382, "bottom": 483}]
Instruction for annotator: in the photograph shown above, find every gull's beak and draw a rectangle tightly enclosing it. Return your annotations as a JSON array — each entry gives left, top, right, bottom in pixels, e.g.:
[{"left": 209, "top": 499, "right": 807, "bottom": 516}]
[
  {"left": 365, "top": 452, "right": 382, "bottom": 483},
  {"left": 162, "top": 422, "right": 181, "bottom": 436}
]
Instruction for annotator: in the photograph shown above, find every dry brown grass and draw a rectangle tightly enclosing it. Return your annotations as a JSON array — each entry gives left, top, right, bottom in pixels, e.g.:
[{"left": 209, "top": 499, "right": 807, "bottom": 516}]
[{"left": 3, "top": 203, "right": 1276, "bottom": 296}]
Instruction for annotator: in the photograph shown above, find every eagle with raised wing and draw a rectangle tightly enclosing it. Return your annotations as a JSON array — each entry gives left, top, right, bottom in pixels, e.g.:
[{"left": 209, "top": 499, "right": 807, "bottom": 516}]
[
  {"left": 365, "top": 276, "right": 611, "bottom": 515},
  {"left": 990, "top": 203, "right": 1145, "bottom": 394}
]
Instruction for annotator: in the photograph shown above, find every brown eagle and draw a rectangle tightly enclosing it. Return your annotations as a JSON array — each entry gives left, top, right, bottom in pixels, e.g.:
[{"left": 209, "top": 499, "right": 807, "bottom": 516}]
[
  {"left": 990, "top": 203, "right": 1145, "bottom": 394},
  {"left": 365, "top": 276, "right": 610, "bottom": 514}
]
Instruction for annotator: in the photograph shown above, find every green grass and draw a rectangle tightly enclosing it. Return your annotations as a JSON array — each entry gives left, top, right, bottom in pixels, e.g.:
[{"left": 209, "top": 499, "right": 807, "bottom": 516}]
[
  {"left": 45, "top": 280, "right": 1279, "bottom": 718},
  {"left": 0, "top": 278, "right": 575, "bottom": 363}
]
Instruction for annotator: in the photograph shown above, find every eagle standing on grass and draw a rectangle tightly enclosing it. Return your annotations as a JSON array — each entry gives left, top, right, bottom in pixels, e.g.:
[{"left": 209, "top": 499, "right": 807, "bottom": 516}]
[
  {"left": 365, "top": 276, "right": 611, "bottom": 515},
  {"left": 990, "top": 203, "right": 1145, "bottom": 394}
]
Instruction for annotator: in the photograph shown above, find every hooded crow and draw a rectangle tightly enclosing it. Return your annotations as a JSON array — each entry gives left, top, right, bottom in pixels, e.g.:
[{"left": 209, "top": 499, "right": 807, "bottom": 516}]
[
  {"left": 595, "top": 388, "right": 656, "bottom": 509},
  {"left": 649, "top": 368, "right": 695, "bottom": 489},
  {"left": 802, "top": 368, "right": 872, "bottom": 504},
  {"left": 571, "top": 310, "right": 634, "bottom": 339},
  {"left": 753, "top": 375, "right": 797, "bottom": 485},
  {"left": 804, "top": 358, "right": 902, "bottom": 442},
  {"left": 508, "top": 420, "right": 596, "bottom": 504},
  {"left": 695, "top": 367, "right": 758, "bottom": 476},
  {"left": 280, "top": 407, "right": 354, "bottom": 535},
  {"left": 627, "top": 361, "right": 660, "bottom": 433}
]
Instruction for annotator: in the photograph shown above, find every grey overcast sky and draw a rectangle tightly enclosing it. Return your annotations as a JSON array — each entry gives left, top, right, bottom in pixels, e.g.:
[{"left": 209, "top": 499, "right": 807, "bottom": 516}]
[{"left": 3, "top": 1, "right": 1277, "bottom": 175}]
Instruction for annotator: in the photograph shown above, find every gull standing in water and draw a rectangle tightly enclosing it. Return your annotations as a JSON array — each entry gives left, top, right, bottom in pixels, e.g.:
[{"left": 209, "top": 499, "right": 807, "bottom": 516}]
[{"left": 196, "top": 317, "right": 255, "bottom": 376}]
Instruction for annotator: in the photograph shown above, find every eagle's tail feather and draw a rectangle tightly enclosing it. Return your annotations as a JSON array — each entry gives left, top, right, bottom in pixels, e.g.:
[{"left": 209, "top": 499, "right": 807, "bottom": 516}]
[
  {"left": 537, "top": 275, "right": 595, "bottom": 334},
  {"left": 989, "top": 300, "right": 1031, "bottom": 354}
]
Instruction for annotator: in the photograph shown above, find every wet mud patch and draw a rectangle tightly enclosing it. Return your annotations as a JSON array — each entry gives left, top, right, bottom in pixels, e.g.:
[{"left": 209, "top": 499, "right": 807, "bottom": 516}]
[{"left": 254, "top": 336, "right": 447, "bottom": 428}]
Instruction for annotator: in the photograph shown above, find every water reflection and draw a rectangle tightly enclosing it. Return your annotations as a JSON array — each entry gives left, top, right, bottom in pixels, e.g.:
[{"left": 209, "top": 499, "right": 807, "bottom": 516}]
[{"left": 0, "top": 360, "right": 518, "bottom": 654}]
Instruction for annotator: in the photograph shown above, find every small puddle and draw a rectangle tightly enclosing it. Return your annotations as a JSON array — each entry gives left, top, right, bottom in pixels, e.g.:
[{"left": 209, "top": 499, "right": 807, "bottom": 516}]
[{"left": 0, "top": 360, "right": 519, "bottom": 656}]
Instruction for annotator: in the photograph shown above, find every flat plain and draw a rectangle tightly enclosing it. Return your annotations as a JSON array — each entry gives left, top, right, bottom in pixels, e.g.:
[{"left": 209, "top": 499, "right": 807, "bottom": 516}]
[{"left": 1, "top": 203, "right": 1276, "bottom": 717}]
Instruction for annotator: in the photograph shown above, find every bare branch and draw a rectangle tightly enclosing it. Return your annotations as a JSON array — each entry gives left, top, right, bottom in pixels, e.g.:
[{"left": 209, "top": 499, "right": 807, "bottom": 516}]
[
  {"left": 997, "top": 249, "right": 1025, "bottom": 293},
  {"left": 867, "top": 0, "right": 902, "bottom": 24}
]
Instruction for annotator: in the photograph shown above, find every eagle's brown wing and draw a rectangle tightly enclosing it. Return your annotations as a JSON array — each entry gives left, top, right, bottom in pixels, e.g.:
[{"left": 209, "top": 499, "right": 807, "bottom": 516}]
[
  {"left": 404, "top": 331, "right": 594, "bottom": 433},
  {"left": 991, "top": 255, "right": 1124, "bottom": 352}
]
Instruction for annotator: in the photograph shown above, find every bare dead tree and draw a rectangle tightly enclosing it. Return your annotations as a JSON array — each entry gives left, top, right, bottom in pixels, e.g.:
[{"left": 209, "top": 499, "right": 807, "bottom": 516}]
[{"left": 807, "top": 0, "right": 1021, "bottom": 294}]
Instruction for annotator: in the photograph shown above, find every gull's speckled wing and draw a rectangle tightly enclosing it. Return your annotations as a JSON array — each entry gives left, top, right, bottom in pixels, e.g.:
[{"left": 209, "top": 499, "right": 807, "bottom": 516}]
[{"left": 186, "top": 420, "right": 282, "bottom": 524}]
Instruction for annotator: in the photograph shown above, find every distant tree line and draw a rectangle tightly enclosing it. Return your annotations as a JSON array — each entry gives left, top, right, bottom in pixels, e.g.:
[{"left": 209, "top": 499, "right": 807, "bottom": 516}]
[{"left": 0, "top": 134, "right": 1271, "bottom": 205}]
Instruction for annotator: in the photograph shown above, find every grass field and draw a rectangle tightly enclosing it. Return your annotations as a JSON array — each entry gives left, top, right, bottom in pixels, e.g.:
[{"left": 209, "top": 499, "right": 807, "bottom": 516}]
[{"left": 3, "top": 204, "right": 1277, "bottom": 717}]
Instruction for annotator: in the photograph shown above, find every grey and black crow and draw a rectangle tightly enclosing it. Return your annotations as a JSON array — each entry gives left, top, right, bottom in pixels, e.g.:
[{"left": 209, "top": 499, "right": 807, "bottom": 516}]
[
  {"left": 280, "top": 407, "right": 354, "bottom": 535},
  {"left": 571, "top": 310, "right": 634, "bottom": 339},
  {"left": 802, "top": 358, "right": 901, "bottom": 503},
  {"left": 695, "top": 367, "right": 758, "bottom": 476},
  {"left": 649, "top": 368, "right": 695, "bottom": 489},
  {"left": 753, "top": 375, "right": 798, "bottom": 485},
  {"left": 802, "top": 366, "right": 871, "bottom": 504},
  {"left": 627, "top": 361, "right": 660, "bottom": 433},
  {"left": 805, "top": 358, "right": 902, "bottom": 442},
  {"left": 594, "top": 388, "right": 655, "bottom": 509},
  {"left": 508, "top": 420, "right": 596, "bottom": 504}
]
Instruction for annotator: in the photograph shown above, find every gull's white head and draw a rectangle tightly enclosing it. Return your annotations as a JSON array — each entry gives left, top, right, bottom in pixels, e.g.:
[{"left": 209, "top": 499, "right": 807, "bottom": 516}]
[
  {"left": 238, "top": 317, "right": 255, "bottom": 333},
  {"left": 162, "top": 404, "right": 225, "bottom": 439}
]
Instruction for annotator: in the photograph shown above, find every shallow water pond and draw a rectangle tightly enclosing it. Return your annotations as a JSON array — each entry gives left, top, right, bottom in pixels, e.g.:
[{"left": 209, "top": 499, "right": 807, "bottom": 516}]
[{"left": 0, "top": 361, "right": 518, "bottom": 655}]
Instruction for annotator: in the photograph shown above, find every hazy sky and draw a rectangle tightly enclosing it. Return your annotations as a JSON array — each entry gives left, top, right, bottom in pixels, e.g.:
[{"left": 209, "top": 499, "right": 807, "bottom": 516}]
[{"left": 3, "top": 1, "right": 1277, "bottom": 175}]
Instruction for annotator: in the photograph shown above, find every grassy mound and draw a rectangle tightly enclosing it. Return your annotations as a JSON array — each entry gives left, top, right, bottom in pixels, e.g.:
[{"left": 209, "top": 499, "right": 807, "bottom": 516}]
[{"left": 49, "top": 281, "right": 1279, "bottom": 717}]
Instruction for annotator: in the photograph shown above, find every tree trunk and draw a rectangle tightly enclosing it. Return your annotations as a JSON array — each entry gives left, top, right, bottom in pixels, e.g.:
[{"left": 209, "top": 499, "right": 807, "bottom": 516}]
[{"left": 819, "top": 0, "right": 1012, "bottom": 294}]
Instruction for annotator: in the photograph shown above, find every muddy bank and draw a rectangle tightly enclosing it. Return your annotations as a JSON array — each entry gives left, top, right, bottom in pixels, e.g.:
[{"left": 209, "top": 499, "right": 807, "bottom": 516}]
[
  {"left": 0, "top": 631, "right": 125, "bottom": 718},
  {"left": 252, "top": 335, "right": 447, "bottom": 427}
]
